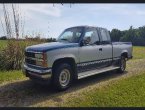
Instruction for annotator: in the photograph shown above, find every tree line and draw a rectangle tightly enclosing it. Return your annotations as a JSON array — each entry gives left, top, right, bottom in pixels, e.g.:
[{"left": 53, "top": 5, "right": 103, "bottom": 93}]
[
  {"left": 110, "top": 26, "right": 145, "bottom": 46},
  {"left": 1, "top": 25, "right": 145, "bottom": 46},
  {"left": 0, "top": 36, "right": 56, "bottom": 42}
]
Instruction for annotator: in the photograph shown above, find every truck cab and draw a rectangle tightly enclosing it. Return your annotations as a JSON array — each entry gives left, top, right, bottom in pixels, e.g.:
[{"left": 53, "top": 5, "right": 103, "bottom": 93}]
[{"left": 22, "top": 26, "right": 133, "bottom": 91}]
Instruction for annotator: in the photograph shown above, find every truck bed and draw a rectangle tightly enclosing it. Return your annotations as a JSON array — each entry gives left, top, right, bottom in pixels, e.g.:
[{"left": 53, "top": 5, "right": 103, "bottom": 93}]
[
  {"left": 112, "top": 42, "right": 132, "bottom": 45},
  {"left": 112, "top": 42, "right": 133, "bottom": 59}
]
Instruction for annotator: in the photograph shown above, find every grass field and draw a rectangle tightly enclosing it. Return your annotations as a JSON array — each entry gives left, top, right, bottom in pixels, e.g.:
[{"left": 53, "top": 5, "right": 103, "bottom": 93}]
[
  {"left": 0, "top": 40, "right": 7, "bottom": 49},
  {"left": 0, "top": 70, "right": 26, "bottom": 84},
  {"left": 0, "top": 40, "right": 45, "bottom": 50},
  {"left": 133, "top": 46, "right": 145, "bottom": 59},
  {"left": 61, "top": 46, "right": 145, "bottom": 107},
  {"left": 0, "top": 41, "right": 145, "bottom": 107},
  {"left": 63, "top": 71, "right": 145, "bottom": 107}
]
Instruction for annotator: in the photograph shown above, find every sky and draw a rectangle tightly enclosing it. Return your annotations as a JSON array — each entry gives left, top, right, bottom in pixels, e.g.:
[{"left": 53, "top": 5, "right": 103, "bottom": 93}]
[{"left": 0, "top": 3, "right": 145, "bottom": 39}]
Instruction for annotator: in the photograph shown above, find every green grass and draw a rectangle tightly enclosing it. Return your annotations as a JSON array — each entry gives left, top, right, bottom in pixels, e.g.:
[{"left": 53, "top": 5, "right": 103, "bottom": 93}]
[
  {"left": 59, "top": 45, "right": 145, "bottom": 107},
  {"left": 0, "top": 70, "right": 25, "bottom": 84},
  {"left": 132, "top": 46, "right": 145, "bottom": 60},
  {"left": 0, "top": 40, "right": 45, "bottom": 50},
  {"left": 0, "top": 40, "right": 8, "bottom": 49},
  {"left": 63, "top": 71, "right": 145, "bottom": 107}
]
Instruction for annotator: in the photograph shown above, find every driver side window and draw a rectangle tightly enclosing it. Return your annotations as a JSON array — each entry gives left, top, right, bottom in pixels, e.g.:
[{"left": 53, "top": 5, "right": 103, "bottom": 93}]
[{"left": 83, "top": 28, "right": 99, "bottom": 45}]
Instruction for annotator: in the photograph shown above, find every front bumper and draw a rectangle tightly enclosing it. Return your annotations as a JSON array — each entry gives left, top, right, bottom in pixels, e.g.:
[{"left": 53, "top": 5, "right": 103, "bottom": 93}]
[{"left": 22, "top": 64, "right": 52, "bottom": 84}]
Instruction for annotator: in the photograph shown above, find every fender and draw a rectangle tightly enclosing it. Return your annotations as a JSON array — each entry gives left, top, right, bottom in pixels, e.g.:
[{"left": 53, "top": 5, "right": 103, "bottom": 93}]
[{"left": 48, "top": 54, "right": 78, "bottom": 68}]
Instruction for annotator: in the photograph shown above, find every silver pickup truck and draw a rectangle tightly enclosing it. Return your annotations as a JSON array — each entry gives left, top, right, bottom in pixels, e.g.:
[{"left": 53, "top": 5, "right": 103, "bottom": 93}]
[{"left": 22, "top": 26, "right": 133, "bottom": 91}]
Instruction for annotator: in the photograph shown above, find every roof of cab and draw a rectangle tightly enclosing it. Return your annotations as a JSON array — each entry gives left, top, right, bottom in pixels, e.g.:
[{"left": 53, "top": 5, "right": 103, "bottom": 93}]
[{"left": 66, "top": 25, "right": 107, "bottom": 30}]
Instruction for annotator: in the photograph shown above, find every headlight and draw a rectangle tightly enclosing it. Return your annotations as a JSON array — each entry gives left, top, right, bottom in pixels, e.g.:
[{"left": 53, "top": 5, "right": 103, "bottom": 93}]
[{"left": 35, "top": 53, "right": 48, "bottom": 67}]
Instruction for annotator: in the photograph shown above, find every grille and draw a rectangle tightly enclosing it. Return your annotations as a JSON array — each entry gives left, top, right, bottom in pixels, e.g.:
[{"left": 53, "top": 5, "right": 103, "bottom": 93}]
[
  {"left": 25, "top": 58, "right": 36, "bottom": 65},
  {"left": 25, "top": 52, "right": 35, "bottom": 58},
  {"left": 25, "top": 51, "right": 36, "bottom": 65}
]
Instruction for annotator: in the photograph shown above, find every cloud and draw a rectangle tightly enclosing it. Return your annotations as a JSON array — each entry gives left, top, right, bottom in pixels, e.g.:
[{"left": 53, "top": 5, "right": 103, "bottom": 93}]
[
  {"left": 0, "top": 4, "right": 63, "bottom": 37},
  {"left": 20, "top": 4, "right": 62, "bottom": 19},
  {"left": 1, "top": 4, "right": 145, "bottom": 38},
  {"left": 80, "top": 4, "right": 145, "bottom": 16},
  {"left": 0, "top": 4, "right": 62, "bottom": 20}
]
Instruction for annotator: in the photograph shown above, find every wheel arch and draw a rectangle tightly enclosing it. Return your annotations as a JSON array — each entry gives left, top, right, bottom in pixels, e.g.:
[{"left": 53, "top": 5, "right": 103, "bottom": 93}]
[
  {"left": 52, "top": 57, "right": 77, "bottom": 80},
  {"left": 121, "top": 50, "right": 128, "bottom": 58}
]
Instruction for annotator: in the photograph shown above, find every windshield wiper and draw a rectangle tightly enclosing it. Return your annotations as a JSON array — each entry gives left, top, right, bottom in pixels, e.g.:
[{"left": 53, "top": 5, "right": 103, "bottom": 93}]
[{"left": 60, "top": 38, "right": 68, "bottom": 41}]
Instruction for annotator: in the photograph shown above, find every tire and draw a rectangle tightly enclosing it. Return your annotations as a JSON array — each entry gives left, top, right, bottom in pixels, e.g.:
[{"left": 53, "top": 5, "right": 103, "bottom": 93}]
[
  {"left": 117, "top": 56, "right": 126, "bottom": 73},
  {"left": 52, "top": 63, "right": 73, "bottom": 91}
]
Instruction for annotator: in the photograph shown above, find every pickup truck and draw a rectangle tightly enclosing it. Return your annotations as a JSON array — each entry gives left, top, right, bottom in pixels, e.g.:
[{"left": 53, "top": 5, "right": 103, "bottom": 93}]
[{"left": 22, "top": 26, "right": 133, "bottom": 91}]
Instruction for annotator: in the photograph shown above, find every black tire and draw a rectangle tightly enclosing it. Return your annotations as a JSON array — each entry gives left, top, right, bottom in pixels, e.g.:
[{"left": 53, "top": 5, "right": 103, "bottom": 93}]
[
  {"left": 52, "top": 63, "right": 73, "bottom": 91},
  {"left": 117, "top": 56, "right": 126, "bottom": 73}
]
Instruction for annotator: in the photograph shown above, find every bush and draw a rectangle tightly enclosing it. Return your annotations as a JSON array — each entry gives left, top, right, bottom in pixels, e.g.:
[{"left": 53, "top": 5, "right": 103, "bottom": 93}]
[
  {"left": 0, "top": 36, "right": 7, "bottom": 40},
  {"left": 0, "top": 40, "right": 24, "bottom": 70},
  {"left": 0, "top": 36, "right": 57, "bottom": 71},
  {"left": 0, "top": 39, "right": 45, "bottom": 70}
]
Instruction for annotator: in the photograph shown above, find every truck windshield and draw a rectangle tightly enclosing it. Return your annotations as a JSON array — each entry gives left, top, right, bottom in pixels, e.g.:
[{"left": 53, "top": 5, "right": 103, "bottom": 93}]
[{"left": 57, "top": 27, "right": 83, "bottom": 43}]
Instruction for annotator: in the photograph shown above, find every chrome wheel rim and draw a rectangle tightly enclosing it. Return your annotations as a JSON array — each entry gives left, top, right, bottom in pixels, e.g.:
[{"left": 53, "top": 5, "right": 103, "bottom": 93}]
[
  {"left": 121, "top": 58, "right": 126, "bottom": 71},
  {"left": 59, "top": 69, "right": 70, "bottom": 87}
]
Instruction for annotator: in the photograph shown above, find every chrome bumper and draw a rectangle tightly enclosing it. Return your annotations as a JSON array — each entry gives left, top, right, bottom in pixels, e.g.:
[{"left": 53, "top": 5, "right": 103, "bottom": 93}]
[{"left": 22, "top": 64, "right": 52, "bottom": 80}]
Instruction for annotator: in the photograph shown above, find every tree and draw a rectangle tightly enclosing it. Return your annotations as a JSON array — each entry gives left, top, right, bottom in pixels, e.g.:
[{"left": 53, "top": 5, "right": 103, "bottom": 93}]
[
  {"left": 110, "top": 29, "right": 122, "bottom": 42},
  {"left": 0, "top": 36, "right": 7, "bottom": 40},
  {"left": 120, "top": 26, "right": 136, "bottom": 42}
]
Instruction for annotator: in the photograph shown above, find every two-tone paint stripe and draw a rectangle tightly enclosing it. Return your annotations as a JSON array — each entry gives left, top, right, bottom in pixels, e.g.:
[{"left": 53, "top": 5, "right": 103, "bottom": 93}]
[
  {"left": 77, "top": 58, "right": 112, "bottom": 67},
  {"left": 77, "top": 57, "right": 120, "bottom": 67}
]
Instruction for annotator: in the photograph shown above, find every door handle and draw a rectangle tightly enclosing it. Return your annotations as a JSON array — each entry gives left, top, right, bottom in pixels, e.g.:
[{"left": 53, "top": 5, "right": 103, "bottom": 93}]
[{"left": 99, "top": 48, "right": 102, "bottom": 51}]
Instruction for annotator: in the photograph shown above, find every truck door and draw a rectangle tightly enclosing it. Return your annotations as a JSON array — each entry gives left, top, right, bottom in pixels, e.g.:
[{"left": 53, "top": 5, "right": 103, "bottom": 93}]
[
  {"left": 78, "top": 27, "right": 102, "bottom": 72},
  {"left": 98, "top": 28, "right": 113, "bottom": 67}
]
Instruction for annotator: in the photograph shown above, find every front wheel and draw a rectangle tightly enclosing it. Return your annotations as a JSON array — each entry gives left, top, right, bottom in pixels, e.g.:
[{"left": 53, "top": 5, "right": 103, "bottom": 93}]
[
  {"left": 52, "top": 63, "right": 73, "bottom": 91},
  {"left": 117, "top": 56, "right": 126, "bottom": 73}
]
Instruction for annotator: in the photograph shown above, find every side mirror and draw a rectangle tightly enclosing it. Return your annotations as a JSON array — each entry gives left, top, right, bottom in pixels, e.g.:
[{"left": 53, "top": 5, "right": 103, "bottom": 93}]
[{"left": 82, "top": 37, "right": 91, "bottom": 46}]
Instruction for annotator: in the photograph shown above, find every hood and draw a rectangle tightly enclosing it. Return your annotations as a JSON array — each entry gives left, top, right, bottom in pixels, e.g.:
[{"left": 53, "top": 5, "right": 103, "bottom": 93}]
[{"left": 26, "top": 42, "right": 79, "bottom": 52}]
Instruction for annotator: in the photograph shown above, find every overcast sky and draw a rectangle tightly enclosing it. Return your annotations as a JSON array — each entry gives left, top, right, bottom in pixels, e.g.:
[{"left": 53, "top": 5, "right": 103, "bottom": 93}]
[{"left": 0, "top": 3, "right": 145, "bottom": 38}]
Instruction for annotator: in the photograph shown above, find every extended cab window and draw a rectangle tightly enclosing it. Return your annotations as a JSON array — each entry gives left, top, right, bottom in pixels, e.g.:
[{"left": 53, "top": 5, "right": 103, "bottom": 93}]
[
  {"left": 83, "top": 28, "right": 100, "bottom": 45},
  {"left": 100, "top": 29, "right": 111, "bottom": 44}
]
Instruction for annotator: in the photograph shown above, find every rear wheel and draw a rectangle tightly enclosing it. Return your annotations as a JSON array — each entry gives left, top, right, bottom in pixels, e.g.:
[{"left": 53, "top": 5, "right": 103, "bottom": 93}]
[
  {"left": 52, "top": 63, "right": 73, "bottom": 91},
  {"left": 117, "top": 56, "right": 126, "bottom": 73}
]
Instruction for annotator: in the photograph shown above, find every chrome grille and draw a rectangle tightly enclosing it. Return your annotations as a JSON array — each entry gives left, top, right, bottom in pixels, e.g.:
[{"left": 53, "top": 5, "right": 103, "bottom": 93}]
[
  {"left": 25, "top": 58, "right": 36, "bottom": 65},
  {"left": 25, "top": 51, "right": 35, "bottom": 58},
  {"left": 25, "top": 51, "right": 36, "bottom": 65}
]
